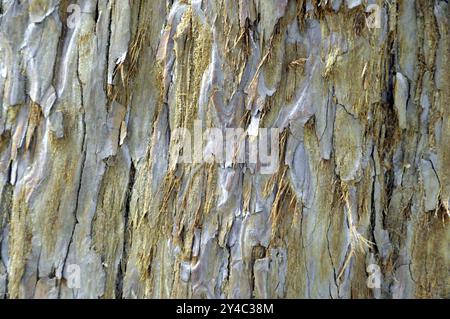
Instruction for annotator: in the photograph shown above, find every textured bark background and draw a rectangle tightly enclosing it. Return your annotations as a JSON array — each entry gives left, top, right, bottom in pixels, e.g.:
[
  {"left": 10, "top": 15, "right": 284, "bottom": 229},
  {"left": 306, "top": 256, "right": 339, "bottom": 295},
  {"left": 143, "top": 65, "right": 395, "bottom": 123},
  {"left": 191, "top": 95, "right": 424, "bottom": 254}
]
[{"left": 0, "top": 0, "right": 449, "bottom": 299}]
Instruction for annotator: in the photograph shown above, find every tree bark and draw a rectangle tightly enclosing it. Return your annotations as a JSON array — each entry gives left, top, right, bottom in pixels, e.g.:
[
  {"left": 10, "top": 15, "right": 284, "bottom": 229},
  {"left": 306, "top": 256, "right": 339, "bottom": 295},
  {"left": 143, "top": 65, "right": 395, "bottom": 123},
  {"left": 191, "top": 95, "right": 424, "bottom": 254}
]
[{"left": 0, "top": 0, "right": 448, "bottom": 299}]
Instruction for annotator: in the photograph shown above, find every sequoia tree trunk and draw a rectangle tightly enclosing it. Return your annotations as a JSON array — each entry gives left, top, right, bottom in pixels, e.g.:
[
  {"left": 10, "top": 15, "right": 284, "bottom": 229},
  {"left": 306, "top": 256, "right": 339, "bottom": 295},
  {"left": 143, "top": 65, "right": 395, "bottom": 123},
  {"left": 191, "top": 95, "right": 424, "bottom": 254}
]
[{"left": 0, "top": 0, "right": 448, "bottom": 299}]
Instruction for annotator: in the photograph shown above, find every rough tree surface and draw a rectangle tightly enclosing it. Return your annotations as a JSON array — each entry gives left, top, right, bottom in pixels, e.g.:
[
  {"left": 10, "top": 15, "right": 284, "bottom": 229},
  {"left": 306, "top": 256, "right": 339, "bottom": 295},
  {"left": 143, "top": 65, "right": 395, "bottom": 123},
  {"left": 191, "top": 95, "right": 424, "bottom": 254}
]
[{"left": 0, "top": 0, "right": 449, "bottom": 299}]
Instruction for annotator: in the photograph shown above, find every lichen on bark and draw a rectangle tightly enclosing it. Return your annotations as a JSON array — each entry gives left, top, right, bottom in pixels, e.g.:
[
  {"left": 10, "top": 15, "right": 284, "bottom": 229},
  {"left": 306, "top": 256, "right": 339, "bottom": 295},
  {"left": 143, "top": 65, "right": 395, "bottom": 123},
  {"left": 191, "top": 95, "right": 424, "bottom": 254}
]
[{"left": 0, "top": 0, "right": 448, "bottom": 299}]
